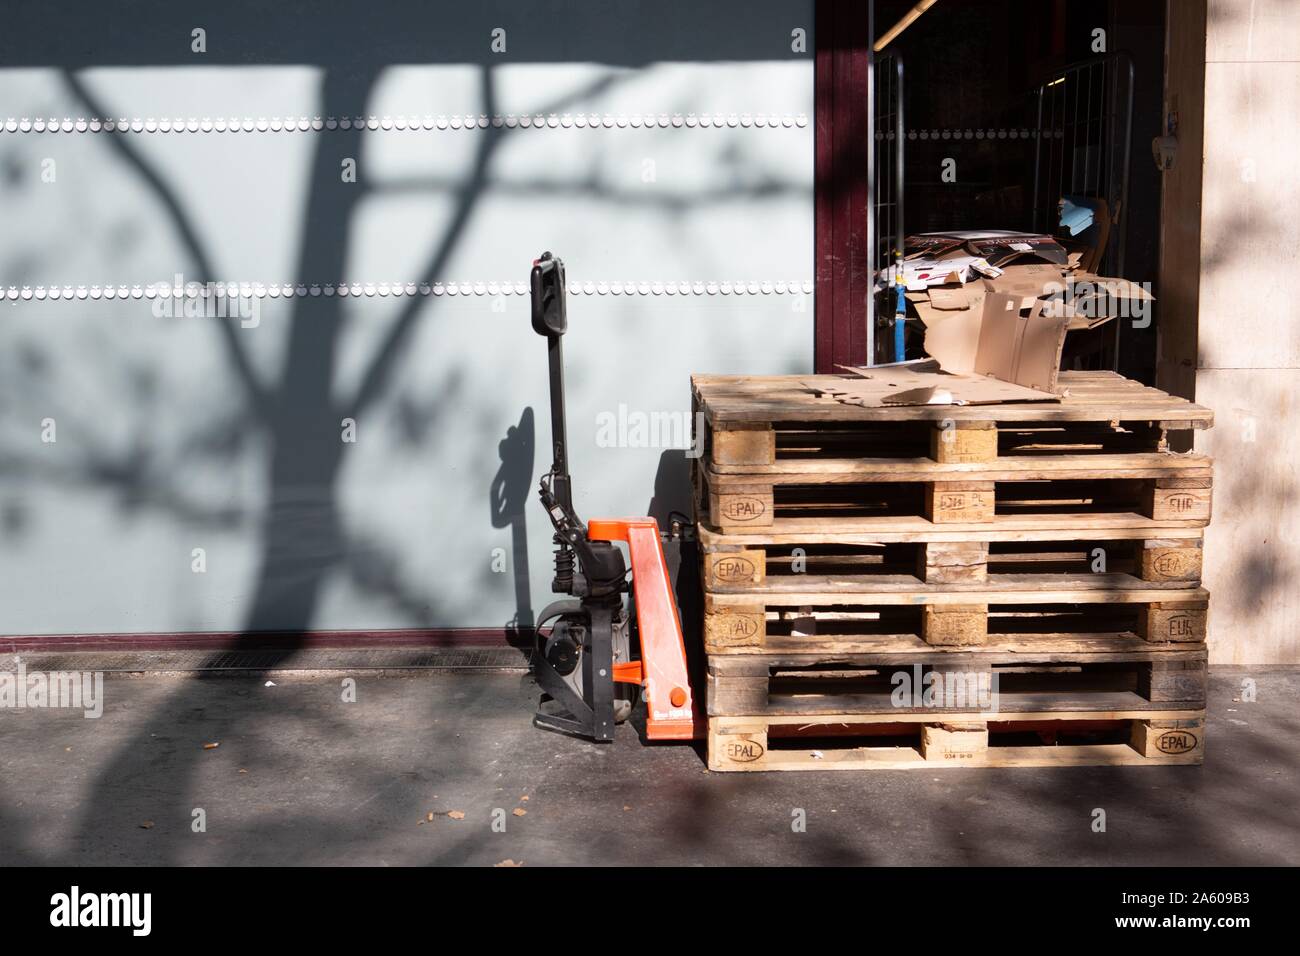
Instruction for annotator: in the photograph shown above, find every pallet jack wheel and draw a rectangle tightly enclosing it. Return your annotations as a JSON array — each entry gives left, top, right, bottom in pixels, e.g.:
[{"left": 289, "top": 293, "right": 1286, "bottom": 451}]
[{"left": 534, "top": 600, "right": 637, "bottom": 724}]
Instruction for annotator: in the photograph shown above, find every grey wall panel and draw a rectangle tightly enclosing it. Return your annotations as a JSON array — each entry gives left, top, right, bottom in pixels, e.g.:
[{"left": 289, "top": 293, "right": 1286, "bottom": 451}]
[
  {"left": 0, "top": 1, "right": 813, "bottom": 70},
  {"left": 0, "top": 0, "right": 814, "bottom": 636}
]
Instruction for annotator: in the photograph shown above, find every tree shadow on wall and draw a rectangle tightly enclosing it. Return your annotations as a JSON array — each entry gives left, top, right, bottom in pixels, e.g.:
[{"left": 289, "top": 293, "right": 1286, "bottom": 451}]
[
  {"left": 0, "top": 34, "right": 823, "bottom": 862},
  {"left": 490, "top": 406, "right": 536, "bottom": 653},
  {"left": 58, "top": 66, "right": 603, "bottom": 655},
  {"left": 46, "top": 63, "right": 624, "bottom": 865}
]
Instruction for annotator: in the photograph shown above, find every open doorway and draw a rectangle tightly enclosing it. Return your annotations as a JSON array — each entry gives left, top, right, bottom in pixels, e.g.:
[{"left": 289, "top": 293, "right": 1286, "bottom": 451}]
[{"left": 816, "top": 0, "right": 1166, "bottom": 381}]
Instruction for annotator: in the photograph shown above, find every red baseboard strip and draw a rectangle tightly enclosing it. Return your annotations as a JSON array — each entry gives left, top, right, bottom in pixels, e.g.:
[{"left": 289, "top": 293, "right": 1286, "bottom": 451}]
[{"left": 0, "top": 627, "right": 528, "bottom": 654}]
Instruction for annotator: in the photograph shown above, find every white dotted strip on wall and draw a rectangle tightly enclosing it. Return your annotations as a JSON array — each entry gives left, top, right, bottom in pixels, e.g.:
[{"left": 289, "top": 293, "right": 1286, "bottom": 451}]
[
  {"left": 1, "top": 113, "right": 810, "bottom": 134},
  {"left": 3, "top": 280, "right": 816, "bottom": 301}
]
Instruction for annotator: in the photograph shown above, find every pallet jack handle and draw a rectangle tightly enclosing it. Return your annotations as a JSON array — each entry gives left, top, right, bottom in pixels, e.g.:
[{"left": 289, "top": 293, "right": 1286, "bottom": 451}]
[
  {"left": 589, "top": 517, "right": 702, "bottom": 741},
  {"left": 531, "top": 252, "right": 573, "bottom": 515}
]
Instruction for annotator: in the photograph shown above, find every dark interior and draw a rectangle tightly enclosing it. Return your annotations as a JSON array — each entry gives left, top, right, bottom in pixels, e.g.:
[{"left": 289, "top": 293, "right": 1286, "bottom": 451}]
[{"left": 874, "top": 0, "right": 1165, "bottom": 381}]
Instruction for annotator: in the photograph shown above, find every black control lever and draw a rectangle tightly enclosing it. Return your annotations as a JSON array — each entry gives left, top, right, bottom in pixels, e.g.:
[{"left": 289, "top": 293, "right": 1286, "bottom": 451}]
[
  {"left": 531, "top": 252, "right": 572, "bottom": 517},
  {"left": 530, "top": 253, "right": 626, "bottom": 597}
]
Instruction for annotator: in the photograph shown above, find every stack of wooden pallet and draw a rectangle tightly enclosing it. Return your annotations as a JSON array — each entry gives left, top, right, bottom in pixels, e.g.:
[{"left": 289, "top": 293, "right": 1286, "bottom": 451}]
[{"left": 691, "top": 370, "right": 1214, "bottom": 771}]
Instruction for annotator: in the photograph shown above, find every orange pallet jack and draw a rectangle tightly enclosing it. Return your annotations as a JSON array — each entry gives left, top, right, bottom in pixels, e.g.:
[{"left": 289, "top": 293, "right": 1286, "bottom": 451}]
[{"left": 529, "top": 252, "right": 702, "bottom": 742}]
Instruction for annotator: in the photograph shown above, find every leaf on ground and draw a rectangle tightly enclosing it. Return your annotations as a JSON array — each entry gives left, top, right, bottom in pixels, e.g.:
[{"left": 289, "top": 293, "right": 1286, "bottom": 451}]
[
  {"left": 520, "top": 795, "right": 529, "bottom": 801},
  {"left": 426, "top": 812, "right": 434, "bottom": 822},
  {"left": 446, "top": 810, "right": 465, "bottom": 820},
  {"left": 512, "top": 808, "right": 527, "bottom": 817},
  {"left": 139, "top": 821, "right": 154, "bottom": 829}
]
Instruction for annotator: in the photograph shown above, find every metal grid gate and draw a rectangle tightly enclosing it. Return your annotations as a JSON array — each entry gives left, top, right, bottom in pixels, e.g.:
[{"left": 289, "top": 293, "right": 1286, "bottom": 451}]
[
  {"left": 867, "top": 51, "right": 1135, "bottom": 368},
  {"left": 1030, "top": 53, "right": 1136, "bottom": 278}
]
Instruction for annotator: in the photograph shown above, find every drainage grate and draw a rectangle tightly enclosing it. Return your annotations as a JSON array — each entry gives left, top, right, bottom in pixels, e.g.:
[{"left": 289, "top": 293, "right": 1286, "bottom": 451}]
[{"left": 1, "top": 646, "right": 531, "bottom": 675}]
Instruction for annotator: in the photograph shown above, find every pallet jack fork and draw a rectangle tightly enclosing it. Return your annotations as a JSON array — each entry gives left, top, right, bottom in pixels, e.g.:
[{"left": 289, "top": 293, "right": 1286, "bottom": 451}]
[{"left": 529, "top": 251, "right": 702, "bottom": 742}]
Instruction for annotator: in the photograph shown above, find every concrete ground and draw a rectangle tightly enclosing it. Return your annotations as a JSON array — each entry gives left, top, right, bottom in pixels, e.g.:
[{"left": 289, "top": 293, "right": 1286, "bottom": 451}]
[{"left": 1, "top": 664, "right": 1296, "bottom": 866}]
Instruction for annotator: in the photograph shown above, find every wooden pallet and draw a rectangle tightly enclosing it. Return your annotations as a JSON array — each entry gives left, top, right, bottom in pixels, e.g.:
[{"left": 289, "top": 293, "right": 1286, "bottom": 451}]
[
  {"left": 703, "top": 584, "right": 1209, "bottom": 652},
  {"left": 700, "top": 523, "right": 1204, "bottom": 590},
  {"left": 706, "top": 641, "right": 1208, "bottom": 717},
  {"left": 694, "top": 371, "right": 1212, "bottom": 771},
  {"left": 699, "top": 418, "right": 1186, "bottom": 471},
  {"left": 692, "top": 370, "right": 1214, "bottom": 531},
  {"left": 696, "top": 469, "right": 1212, "bottom": 531},
  {"left": 708, "top": 711, "right": 1206, "bottom": 771},
  {"left": 693, "top": 370, "right": 1215, "bottom": 448}
]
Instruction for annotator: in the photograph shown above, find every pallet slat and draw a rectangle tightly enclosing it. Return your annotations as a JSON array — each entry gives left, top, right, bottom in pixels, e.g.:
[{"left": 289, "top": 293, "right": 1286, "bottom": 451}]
[
  {"left": 699, "top": 471, "right": 1212, "bottom": 531},
  {"left": 707, "top": 452, "right": 1212, "bottom": 480},
  {"left": 706, "top": 647, "right": 1208, "bottom": 716},
  {"left": 693, "top": 371, "right": 1215, "bottom": 428},
  {"left": 697, "top": 517, "right": 1206, "bottom": 546},
  {"left": 701, "top": 536, "right": 1204, "bottom": 589},
  {"left": 708, "top": 712, "right": 1206, "bottom": 771},
  {"left": 704, "top": 589, "right": 1210, "bottom": 652}
]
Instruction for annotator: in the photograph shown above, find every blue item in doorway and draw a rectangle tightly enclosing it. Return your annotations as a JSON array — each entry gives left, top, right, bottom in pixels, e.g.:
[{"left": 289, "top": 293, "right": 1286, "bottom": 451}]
[
  {"left": 1059, "top": 196, "right": 1095, "bottom": 236},
  {"left": 894, "top": 283, "right": 907, "bottom": 361}
]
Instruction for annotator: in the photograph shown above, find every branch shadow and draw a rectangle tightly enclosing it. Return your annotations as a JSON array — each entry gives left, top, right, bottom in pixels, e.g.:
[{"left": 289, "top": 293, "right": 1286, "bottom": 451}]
[{"left": 490, "top": 406, "right": 536, "bottom": 655}]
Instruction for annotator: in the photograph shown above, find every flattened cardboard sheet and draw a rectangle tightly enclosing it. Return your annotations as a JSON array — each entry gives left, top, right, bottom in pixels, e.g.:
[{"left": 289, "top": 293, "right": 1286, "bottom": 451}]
[
  {"left": 927, "top": 286, "right": 977, "bottom": 310},
  {"left": 913, "top": 286, "right": 987, "bottom": 373},
  {"left": 975, "top": 293, "right": 1071, "bottom": 393},
  {"left": 983, "top": 263, "right": 1067, "bottom": 302},
  {"left": 889, "top": 255, "right": 984, "bottom": 290},
  {"left": 906, "top": 230, "right": 1068, "bottom": 267},
  {"left": 1070, "top": 273, "right": 1154, "bottom": 302},
  {"left": 808, "top": 360, "right": 1060, "bottom": 407}
]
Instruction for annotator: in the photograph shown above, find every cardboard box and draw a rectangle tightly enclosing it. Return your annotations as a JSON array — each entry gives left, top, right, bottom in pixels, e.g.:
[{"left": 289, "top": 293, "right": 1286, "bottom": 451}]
[
  {"left": 974, "top": 293, "right": 1070, "bottom": 393},
  {"left": 917, "top": 287, "right": 1070, "bottom": 395}
]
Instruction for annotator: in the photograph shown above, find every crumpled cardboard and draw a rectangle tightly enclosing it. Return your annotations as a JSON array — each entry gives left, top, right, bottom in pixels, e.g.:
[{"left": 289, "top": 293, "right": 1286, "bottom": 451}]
[
  {"left": 912, "top": 259, "right": 1153, "bottom": 360},
  {"left": 974, "top": 293, "right": 1070, "bottom": 393},
  {"left": 909, "top": 285, "right": 1070, "bottom": 396},
  {"left": 869, "top": 222, "right": 1153, "bottom": 406}
]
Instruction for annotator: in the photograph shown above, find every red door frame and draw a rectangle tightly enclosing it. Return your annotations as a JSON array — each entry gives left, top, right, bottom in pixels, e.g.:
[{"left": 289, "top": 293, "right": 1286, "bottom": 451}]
[{"left": 814, "top": 0, "right": 874, "bottom": 372}]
